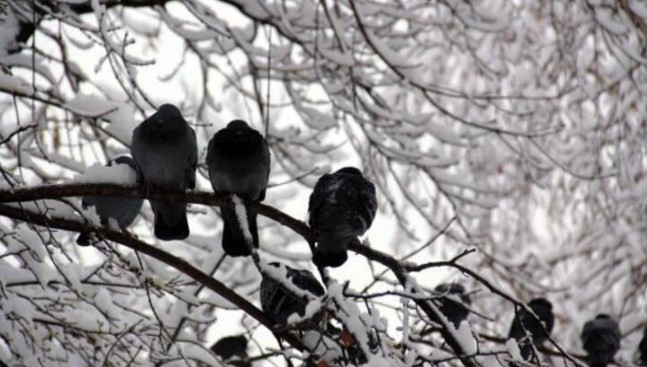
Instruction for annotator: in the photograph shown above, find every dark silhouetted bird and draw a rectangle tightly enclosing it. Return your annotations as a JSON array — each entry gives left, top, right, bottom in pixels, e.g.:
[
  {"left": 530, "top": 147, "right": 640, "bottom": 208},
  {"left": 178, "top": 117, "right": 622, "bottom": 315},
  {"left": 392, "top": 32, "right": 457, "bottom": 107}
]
[
  {"left": 581, "top": 314, "right": 621, "bottom": 367},
  {"left": 210, "top": 334, "right": 249, "bottom": 366},
  {"left": 308, "top": 167, "right": 377, "bottom": 268},
  {"left": 508, "top": 298, "right": 554, "bottom": 361},
  {"left": 260, "top": 262, "right": 325, "bottom": 325},
  {"left": 206, "top": 120, "right": 270, "bottom": 257},
  {"left": 638, "top": 325, "right": 647, "bottom": 366},
  {"left": 77, "top": 156, "right": 144, "bottom": 246},
  {"left": 131, "top": 104, "right": 197, "bottom": 241},
  {"left": 434, "top": 283, "right": 471, "bottom": 328}
]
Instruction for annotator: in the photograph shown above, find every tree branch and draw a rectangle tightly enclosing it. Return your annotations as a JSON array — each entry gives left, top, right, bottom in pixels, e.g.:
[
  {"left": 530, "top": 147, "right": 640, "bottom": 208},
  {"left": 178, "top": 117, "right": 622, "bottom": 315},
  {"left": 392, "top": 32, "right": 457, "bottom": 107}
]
[
  {"left": 0, "top": 202, "right": 307, "bottom": 351},
  {"left": 0, "top": 183, "right": 582, "bottom": 366}
]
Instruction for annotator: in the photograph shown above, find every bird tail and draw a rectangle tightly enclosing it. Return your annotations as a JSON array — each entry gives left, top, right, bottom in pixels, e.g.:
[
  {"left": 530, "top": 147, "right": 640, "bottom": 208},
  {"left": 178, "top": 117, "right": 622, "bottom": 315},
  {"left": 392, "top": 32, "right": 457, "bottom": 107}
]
[
  {"left": 312, "top": 235, "right": 348, "bottom": 268},
  {"left": 221, "top": 205, "right": 258, "bottom": 257},
  {"left": 76, "top": 232, "right": 92, "bottom": 246},
  {"left": 518, "top": 340, "right": 535, "bottom": 362},
  {"left": 151, "top": 201, "right": 189, "bottom": 241},
  {"left": 589, "top": 357, "right": 610, "bottom": 367}
]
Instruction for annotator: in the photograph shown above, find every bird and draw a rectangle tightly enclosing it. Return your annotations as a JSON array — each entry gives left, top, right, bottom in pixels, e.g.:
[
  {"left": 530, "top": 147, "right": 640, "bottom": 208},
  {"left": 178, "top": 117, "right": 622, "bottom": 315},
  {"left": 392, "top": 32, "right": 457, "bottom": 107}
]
[
  {"left": 638, "top": 325, "right": 647, "bottom": 366},
  {"left": 206, "top": 120, "right": 270, "bottom": 257},
  {"left": 508, "top": 298, "right": 554, "bottom": 361},
  {"left": 260, "top": 262, "right": 325, "bottom": 325},
  {"left": 434, "top": 283, "right": 471, "bottom": 328},
  {"left": 581, "top": 314, "right": 621, "bottom": 367},
  {"left": 210, "top": 335, "right": 249, "bottom": 366},
  {"left": 131, "top": 104, "right": 197, "bottom": 241},
  {"left": 77, "top": 156, "right": 144, "bottom": 246},
  {"left": 307, "top": 167, "right": 377, "bottom": 268}
]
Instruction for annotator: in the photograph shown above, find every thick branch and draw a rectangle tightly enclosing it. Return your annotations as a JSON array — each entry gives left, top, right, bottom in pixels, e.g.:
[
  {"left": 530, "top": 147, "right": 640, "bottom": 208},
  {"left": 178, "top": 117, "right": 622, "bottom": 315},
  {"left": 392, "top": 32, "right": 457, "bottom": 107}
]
[
  {"left": 0, "top": 183, "right": 311, "bottom": 239},
  {"left": 0, "top": 203, "right": 306, "bottom": 350},
  {"left": 0, "top": 183, "right": 581, "bottom": 366}
]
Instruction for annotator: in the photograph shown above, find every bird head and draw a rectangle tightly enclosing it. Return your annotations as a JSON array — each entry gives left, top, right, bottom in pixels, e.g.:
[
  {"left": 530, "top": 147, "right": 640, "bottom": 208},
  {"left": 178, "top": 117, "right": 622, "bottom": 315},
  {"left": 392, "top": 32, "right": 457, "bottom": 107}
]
[
  {"left": 313, "top": 250, "right": 348, "bottom": 268},
  {"left": 336, "top": 166, "right": 363, "bottom": 176},
  {"left": 140, "top": 104, "right": 186, "bottom": 139},
  {"left": 594, "top": 314, "right": 613, "bottom": 320},
  {"left": 156, "top": 104, "right": 182, "bottom": 122},
  {"left": 230, "top": 335, "right": 248, "bottom": 348},
  {"left": 435, "top": 283, "right": 470, "bottom": 304},
  {"left": 227, "top": 120, "right": 252, "bottom": 133},
  {"left": 529, "top": 297, "right": 552, "bottom": 311},
  {"left": 435, "top": 283, "right": 466, "bottom": 295}
]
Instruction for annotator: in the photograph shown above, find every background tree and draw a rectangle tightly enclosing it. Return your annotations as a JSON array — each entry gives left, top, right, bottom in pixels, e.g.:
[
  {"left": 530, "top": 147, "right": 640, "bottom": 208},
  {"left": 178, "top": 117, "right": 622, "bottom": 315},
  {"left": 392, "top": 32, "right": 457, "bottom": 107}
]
[{"left": 0, "top": 0, "right": 646, "bottom": 366}]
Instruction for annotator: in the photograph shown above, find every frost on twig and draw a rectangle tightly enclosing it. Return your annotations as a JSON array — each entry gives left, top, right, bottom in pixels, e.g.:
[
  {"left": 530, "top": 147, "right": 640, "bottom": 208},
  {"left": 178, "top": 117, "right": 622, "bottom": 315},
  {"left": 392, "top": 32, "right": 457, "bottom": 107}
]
[{"left": 0, "top": 0, "right": 645, "bottom": 366}]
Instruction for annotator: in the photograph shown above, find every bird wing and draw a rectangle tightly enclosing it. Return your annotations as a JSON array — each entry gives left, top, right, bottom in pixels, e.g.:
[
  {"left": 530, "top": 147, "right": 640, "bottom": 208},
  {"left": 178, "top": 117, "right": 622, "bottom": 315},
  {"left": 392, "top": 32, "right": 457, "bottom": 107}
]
[
  {"left": 638, "top": 328, "right": 647, "bottom": 364},
  {"left": 307, "top": 173, "right": 336, "bottom": 227},
  {"left": 262, "top": 139, "right": 271, "bottom": 174},
  {"left": 290, "top": 268, "right": 325, "bottom": 297},
  {"left": 186, "top": 126, "right": 198, "bottom": 190},
  {"left": 337, "top": 176, "right": 377, "bottom": 232},
  {"left": 258, "top": 139, "right": 271, "bottom": 201},
  {"left": 130, "top": 125, "right": 146, "bottom": 183},
  {"left": 582, "top": 321, "right": 620, "bottom": 353}
]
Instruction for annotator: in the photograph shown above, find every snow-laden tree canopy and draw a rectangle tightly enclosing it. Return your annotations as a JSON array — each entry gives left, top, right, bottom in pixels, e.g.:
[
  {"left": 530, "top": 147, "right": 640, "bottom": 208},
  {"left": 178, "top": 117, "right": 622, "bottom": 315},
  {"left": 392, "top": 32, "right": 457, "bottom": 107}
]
[{"left": 0, "top": 0, "right": 646, "bottom": 366}]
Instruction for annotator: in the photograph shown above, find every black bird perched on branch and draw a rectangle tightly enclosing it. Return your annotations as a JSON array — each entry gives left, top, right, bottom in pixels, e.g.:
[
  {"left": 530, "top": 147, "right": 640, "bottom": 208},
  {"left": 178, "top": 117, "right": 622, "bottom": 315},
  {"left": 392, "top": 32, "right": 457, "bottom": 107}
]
[
  {"left": 260, "top": 262, "right": 325, "bottom": 325},
  {"left": 581, "top": 314, "right": 621, "bottom": 367},
  {"left": 638, "top": 325, "right": 647, "bottom": 366},
  {"left": 131, "top": 104, "right": 197, "bottom": 241},
  {"left": 207, "top": 120, "right": 270, "bottom": 257},
  {"left": 434, "top": 283, "right": 471, "bottom": 328},
  {"left": 77, "top": 156, "right": 144, "bottom": 246},
  {"left": 210, "top": 335, "right": 249, "bottom": 366},
  {"left": 308, "top": 167, "right": 377, "bottom": 268},
  {"left": 508, "top": 297, "right": 554, "bottom": 361}
]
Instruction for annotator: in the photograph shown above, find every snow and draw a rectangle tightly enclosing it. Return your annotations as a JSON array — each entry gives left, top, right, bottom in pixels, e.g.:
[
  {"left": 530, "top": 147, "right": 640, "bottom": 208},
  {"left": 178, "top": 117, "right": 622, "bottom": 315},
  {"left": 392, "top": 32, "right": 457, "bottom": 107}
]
[
  {"left": 16, "top": 224, "right": 47, "bottom": 260},
  {"left": 65, "top": 94, "right": 121, "bottom": 118},
  {"left": 231, "top": 194, "right": 253, "bottom": 245},
  {"left": 302, "top": 297, "right": 323, "bottom": 320},
  {"left": 179, "top": 342, "right": 219, "bottom": 366},
  {"left": 594, "top": 8, "right": 629, "bottom": 35},
  {"left": 476, "top": 354, "right": 505, "bottom": 367},
  {"left": 0, "top": 7, "right": 19, "bottom": 57},
  {"left": 2, "top": 53, "right": 57, "bottom": 87},
  {"left": 360, "top": 355, "right": 398, "bottom": 367},
  {"left": 104, "top": 102, "right": 138, "bottom": 145},
  {"left": 0, "top": 73, "right": 34, "bottom": 95},
  {"left": 453, "top": 321, "right": 478, "bottom": 355},
  {"left": 93, "top": 288, "right": 112, "bottom": 310},
  {"left": 65, "top": 95, "right": 136, "bottom": 146},
  {"left": 317, "top": 38, "right": 354, "bottom": 66},
  {"left": 2, "top": 0, "right": 647, "bottom": 365},
  {"left": 630, "top": 0, "right": 647, "bottom": 19},
  {"left": 81, "top": 204, "right": 102, "bottom": 228},
  {"left": 506, "top": 338, "right": 523, "bottom": 362},
  {"left": 301, "top": 330, "right": 343, "bottom": 363}
]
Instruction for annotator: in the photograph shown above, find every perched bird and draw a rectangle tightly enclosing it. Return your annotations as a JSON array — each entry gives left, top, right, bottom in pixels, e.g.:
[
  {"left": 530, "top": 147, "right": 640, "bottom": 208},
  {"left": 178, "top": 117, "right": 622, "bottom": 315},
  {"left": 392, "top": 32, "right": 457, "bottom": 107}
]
[
  {"left": 508, "top": 298, "right": 554, "bottom": 361},
  {"left": 210, "top": 335, "right": 249, "bottom": 365},
  {"left": 308, "top": 167, "right": 377, "bottom": 268},
  {"left": 77, "top": 156, "right": 144, "bottom": 246},
  {"left": 581, "top": 314, "right": 621, "bottom": 367},
  {"left": 131, "top": 104, "right": 197, "bottom": 241},
  {"left": 434, "top": 283, "right": 471, "bottom": 328},
  {"left": 638, "top": 325, "right": 647, "bottom": 366},
  {"left": 260, "top": 262, "right": 325, "bottom": 325},
  {"left": 206, "top": 120, "right": 270, "bottom": 257}
]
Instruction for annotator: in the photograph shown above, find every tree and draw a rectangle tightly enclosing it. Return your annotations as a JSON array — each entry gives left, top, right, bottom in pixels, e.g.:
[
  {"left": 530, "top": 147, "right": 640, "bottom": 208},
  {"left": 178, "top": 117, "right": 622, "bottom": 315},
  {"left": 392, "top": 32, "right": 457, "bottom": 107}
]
[{"left": 0, "top": 0, "right": 646, "bottom": 366}]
